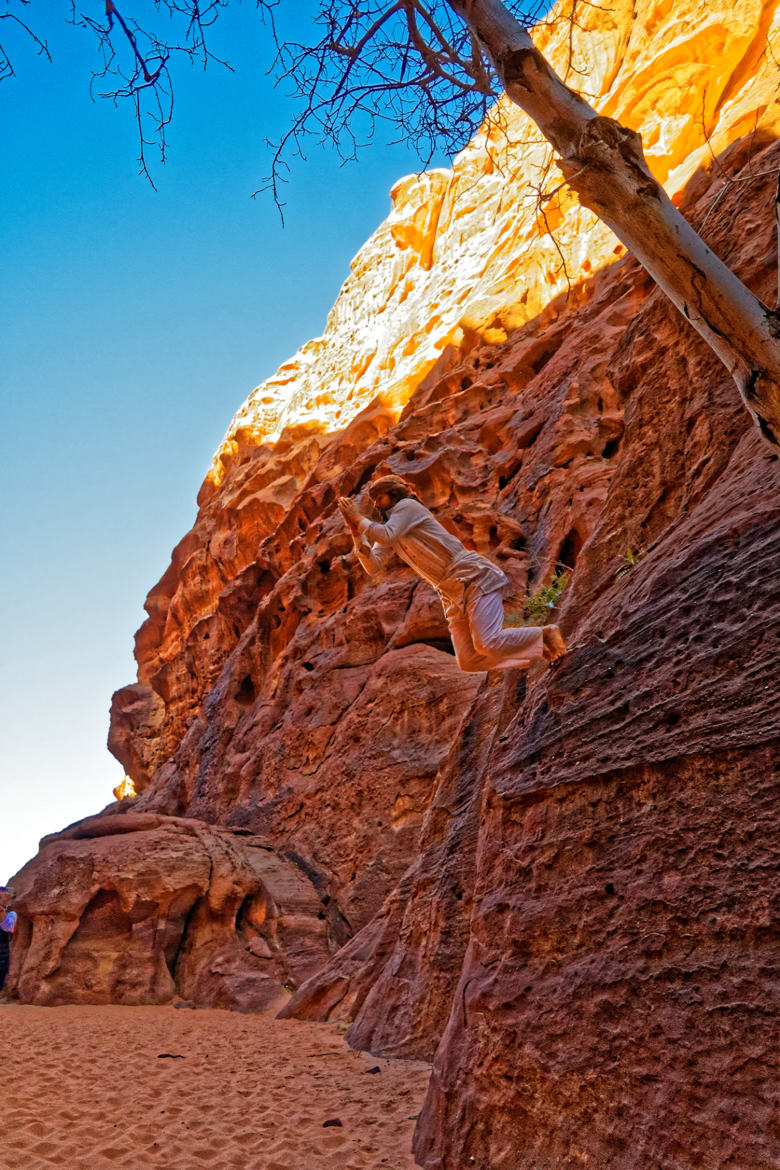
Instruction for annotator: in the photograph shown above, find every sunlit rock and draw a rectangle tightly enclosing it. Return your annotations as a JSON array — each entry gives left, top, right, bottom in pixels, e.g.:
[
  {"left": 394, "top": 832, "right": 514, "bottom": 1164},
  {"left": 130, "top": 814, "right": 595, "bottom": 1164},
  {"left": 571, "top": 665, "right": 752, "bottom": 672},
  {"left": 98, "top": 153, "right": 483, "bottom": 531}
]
[{"left": 112, "top": 774, "right": 136, "bottom": 801}]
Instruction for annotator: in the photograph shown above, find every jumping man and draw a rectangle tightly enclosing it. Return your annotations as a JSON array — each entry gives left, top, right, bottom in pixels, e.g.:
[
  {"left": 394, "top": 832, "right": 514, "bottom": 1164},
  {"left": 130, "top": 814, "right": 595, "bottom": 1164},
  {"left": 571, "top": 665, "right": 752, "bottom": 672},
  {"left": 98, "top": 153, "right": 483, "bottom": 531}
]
[{"left": 338, "top": 475, "right": 566, "bottom": 672}]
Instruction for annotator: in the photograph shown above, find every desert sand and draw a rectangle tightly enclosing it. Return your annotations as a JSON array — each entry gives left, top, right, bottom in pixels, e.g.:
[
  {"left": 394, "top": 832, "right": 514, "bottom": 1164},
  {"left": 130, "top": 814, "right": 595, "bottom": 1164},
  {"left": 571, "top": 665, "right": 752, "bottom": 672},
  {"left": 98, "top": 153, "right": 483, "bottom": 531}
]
[{"left": 0, "top": 1004, "right": 431, "bottom": 1169}]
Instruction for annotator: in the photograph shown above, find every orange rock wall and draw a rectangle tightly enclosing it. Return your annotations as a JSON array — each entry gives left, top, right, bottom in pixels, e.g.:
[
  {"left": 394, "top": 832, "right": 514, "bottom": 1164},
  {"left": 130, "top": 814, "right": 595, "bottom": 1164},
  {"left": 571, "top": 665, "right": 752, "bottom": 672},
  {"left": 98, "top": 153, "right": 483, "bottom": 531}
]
[{"left": 113, "top": 0, "right": 780, "bottom": 804}]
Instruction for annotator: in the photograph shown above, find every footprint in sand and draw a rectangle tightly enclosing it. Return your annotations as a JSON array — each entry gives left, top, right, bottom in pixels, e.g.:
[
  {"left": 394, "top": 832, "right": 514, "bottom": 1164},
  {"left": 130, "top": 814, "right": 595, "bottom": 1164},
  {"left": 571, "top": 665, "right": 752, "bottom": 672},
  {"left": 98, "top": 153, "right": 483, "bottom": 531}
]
[
  {"left": 30, "top": 1139, "right": 60, "bottom": 1157},
  {"left": 235, "top": 1130, "right": 262, "bottom": 1148},
  {"left": 21, "top": 1119, "right": 48, "bottom": 1138},
  {"left": 100, "top": 1144, "right": 130, "bottom": 1160},
  {"left": 321, "top": 1132, "right": 348, "bottom": 1149},
  {"left": 188, "top": 1146, "right": 218, "bottom": 1163}
]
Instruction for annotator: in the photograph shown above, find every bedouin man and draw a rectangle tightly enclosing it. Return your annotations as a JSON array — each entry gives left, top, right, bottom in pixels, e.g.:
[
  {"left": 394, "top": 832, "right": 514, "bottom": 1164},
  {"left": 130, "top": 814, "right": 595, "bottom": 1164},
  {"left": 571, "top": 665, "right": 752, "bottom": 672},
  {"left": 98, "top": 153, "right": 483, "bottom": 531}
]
[
  {"left": 0, "top": 887, "right": 17, "bottom": 992},
  {"left": 338, "top": 475, "right": 566, "bottom": 672}
]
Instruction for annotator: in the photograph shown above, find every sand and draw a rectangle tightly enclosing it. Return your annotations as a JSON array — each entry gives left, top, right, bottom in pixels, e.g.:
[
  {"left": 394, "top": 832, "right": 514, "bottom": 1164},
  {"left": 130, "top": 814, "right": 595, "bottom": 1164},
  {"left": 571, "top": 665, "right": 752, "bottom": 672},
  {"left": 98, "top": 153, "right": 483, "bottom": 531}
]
[{"left": 0, "top": 1004, "right": 431, "bottom": 1169}]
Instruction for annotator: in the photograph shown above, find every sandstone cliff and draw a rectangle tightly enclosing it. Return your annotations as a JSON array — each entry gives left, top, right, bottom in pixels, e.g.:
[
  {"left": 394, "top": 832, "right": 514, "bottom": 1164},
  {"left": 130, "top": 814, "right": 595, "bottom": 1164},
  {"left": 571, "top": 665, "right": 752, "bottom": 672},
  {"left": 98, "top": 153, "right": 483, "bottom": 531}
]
[{"left": 8, "top": 1, "right": 780, "bottom": 1166}]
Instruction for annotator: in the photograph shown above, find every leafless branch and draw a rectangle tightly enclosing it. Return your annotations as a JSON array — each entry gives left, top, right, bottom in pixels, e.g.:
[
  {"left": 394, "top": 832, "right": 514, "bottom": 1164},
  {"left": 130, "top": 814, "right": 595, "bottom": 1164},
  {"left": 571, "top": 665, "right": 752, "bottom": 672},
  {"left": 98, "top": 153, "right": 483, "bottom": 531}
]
[
  {"left": 1, "top": 0, "right": 552, "bottom": 194},
  {"left": 692, "top": 88, "right": 780, "bottom": 238},
  {"left": 0, "top": 4, "right": 51, "bottom": 83},
  {"left": 258, "top": 1, "right": 550, "bottom": 209},
  {"left": 58, "top": 0, "right": 252, "bottom": 182}
]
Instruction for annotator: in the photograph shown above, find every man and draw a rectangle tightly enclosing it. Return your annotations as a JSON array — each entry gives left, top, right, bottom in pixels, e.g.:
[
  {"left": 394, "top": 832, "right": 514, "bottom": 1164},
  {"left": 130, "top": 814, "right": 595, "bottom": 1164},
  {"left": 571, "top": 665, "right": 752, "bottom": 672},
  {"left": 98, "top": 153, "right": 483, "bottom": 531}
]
[
  {"left": 0, "top": 887, "right": 17, "bottom": 991},
  {"left": 338, "top": 475, "right": 566, "bottom": 672}
]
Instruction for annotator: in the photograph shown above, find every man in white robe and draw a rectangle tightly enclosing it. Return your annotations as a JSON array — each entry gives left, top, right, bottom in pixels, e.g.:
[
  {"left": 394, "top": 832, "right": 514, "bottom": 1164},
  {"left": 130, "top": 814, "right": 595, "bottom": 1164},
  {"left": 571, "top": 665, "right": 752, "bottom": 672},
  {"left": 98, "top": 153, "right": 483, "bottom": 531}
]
[{"left": 338, "top": 476, "right": 566, "bottom": 672}]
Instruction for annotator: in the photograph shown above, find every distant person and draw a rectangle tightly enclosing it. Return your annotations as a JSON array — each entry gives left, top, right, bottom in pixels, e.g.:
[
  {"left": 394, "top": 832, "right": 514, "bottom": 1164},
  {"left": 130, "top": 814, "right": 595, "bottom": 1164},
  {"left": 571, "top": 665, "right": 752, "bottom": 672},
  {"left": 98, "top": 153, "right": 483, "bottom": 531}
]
[
  {"left": 0, "top": 887, "right": 17, "bottom": 991},
  {"left": 338, "top": 475, "right": 566, "bottom": 672}
]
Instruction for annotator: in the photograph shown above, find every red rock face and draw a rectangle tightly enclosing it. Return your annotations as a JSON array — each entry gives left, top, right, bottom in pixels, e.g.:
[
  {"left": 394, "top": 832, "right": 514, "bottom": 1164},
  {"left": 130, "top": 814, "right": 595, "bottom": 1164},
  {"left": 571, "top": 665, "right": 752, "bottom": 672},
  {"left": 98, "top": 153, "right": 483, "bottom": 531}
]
[
  {"left": 7, "top": 812, "right": 332, "bottom": 1011},
  {"left": 411, "top": 400, "right": 780, "bottom": 1166},
  {"left": 289, "top": 144, "right": 780, "bottom": 1168},
  {"left": 280, "top": 676, "right": 507, "bottom": 1059},
  {"left": 415, "top": 744, "right": 780, "bottom": 1170}
]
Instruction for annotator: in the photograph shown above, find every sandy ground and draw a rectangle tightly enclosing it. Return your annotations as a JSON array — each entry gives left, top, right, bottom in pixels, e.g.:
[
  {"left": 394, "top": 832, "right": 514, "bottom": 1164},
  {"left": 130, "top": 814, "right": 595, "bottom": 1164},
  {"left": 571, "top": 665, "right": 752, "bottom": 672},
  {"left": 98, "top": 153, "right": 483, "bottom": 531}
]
[{"left": 0, "top": 1004, "right": 431, "bottom": 1170}]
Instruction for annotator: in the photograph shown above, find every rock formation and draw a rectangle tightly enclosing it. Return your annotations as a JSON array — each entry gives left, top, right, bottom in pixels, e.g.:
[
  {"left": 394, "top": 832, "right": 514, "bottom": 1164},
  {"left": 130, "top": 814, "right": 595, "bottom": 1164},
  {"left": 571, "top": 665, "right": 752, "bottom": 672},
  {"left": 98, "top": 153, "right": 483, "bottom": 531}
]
[
  {"left": 8, "top": 0, "right": 780, "bottom": 1166},
  {"left": 9, "top": 811, "right": 332, "bottom": 1012}
]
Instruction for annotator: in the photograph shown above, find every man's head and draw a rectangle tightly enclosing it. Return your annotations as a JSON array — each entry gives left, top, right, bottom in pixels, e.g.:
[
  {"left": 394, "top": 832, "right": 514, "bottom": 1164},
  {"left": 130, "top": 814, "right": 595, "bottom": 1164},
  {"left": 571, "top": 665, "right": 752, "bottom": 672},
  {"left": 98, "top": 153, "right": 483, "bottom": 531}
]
[{"left": 367, "top": 475, "right": 420, "bottom": 516}]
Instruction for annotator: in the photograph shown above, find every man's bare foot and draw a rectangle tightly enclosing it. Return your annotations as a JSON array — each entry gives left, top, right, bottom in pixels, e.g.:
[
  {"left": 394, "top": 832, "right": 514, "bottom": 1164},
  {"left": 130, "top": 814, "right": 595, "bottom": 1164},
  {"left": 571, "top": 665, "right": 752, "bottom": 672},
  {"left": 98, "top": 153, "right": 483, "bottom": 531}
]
[{"left": 542, "top": 625, "right": 566, "bottom": 663}]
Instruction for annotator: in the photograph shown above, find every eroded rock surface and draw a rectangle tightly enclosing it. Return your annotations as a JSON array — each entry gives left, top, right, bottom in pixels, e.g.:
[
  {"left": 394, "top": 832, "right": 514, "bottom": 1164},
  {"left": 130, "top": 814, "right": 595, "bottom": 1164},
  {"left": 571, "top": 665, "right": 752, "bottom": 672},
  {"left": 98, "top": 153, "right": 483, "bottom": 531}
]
[
  {"left": 7, "top": 811, "right": 331, "bottom": 1012},
  {"left": 281, "top": 674, "right": 508, "bottom": 1061}
]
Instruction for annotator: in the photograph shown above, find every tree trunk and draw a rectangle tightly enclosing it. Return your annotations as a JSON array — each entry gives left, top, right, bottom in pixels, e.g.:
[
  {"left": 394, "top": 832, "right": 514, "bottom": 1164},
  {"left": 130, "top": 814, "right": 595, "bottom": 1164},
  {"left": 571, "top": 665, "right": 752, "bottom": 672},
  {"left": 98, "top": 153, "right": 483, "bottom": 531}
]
[{"left": 449, "top": 0, "right": 780, "bottom": 449}]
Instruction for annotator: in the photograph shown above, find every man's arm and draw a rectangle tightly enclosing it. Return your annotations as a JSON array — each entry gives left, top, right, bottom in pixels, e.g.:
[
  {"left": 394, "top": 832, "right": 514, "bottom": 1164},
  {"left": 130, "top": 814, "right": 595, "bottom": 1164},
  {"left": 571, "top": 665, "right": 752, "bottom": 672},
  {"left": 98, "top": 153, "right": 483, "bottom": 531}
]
[
  {"left": 338, "top": 496, "right": 364, "bottom": 538},
  {"left": 357, "top": 499, "right": 423, "bottom": 547},
  {"left": 355, "top": 541, "right": 394, "bottom": 577},
  {"left": 338, "top": 497, "right": 394, "bottom": 577}
]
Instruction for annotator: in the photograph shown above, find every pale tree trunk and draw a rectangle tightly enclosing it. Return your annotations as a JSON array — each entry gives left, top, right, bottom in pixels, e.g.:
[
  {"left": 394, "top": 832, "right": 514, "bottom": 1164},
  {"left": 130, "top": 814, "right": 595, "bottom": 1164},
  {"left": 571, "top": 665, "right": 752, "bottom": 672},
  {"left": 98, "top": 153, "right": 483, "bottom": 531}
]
[{"left": 449, "top": 0, "right": 780, "bottom": 449}]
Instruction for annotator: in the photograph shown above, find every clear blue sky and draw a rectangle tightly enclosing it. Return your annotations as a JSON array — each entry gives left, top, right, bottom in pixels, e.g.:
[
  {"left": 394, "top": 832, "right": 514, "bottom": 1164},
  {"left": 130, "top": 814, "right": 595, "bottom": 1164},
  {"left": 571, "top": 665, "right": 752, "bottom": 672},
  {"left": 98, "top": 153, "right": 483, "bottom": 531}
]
[{"left": 1, "top": 5, "right": 456, "bottom": 882}]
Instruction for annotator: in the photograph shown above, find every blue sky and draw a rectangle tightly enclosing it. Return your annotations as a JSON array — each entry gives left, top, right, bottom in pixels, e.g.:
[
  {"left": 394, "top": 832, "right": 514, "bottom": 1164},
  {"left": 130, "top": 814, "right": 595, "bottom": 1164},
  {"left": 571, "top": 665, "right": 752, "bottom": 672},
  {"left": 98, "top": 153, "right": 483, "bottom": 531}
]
[{"left": 1, "top": 4, "right": 457, "bottom": 881}]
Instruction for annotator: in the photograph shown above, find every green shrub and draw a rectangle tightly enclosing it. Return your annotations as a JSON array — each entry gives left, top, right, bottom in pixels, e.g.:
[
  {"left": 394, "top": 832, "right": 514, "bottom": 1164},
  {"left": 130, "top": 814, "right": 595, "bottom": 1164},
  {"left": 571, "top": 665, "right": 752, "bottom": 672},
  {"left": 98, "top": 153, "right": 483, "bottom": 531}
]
[
  {"left": 615, "top": 547, "right": 645, "bottom": 579},
  {"left": 504, "top": 567, "right": 569, "bottom": 627}
]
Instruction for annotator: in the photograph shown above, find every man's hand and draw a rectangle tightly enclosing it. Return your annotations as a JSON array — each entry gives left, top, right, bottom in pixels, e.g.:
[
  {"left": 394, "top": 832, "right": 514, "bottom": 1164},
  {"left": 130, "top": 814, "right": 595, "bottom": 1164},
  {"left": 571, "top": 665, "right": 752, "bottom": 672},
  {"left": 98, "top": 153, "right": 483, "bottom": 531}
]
[{"left": 338, "top": 496, "right": 363, "bottom": 535}]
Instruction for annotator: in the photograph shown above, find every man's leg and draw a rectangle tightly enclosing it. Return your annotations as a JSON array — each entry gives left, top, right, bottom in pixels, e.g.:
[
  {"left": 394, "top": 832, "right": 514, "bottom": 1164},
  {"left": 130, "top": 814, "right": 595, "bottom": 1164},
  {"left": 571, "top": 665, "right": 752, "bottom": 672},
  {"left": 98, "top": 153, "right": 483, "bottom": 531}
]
[
  {"left": 447, "top": 609, "right": 493, "bottom": 672},
  {"left": 0, "top": 931, "right": 9, "bottom": 991},
  {"left": 468, "top": 589, "right": 562, "bottom": 669}
]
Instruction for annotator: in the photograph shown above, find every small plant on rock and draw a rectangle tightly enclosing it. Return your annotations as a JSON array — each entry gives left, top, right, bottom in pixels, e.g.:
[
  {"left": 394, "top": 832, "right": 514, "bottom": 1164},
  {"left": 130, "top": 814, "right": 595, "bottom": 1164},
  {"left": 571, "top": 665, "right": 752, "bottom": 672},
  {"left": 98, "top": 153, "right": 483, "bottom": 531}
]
[
  {"left": 504, "top": 568, "right": 569, "bottom": 628},
  {"left": 615, "top": 547, "right": 645, "bottom": 579}
]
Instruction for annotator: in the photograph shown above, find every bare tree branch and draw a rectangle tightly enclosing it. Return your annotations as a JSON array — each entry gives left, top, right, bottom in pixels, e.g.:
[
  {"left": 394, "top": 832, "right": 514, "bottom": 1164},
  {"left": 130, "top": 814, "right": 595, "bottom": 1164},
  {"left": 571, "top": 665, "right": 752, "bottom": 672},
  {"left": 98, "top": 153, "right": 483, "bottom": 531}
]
[
  {"left": 0, "top": 4, "right": 51, "bottom": 83},
  {"left": 3, "top": 0, "right": 779, "bottom": 447}
]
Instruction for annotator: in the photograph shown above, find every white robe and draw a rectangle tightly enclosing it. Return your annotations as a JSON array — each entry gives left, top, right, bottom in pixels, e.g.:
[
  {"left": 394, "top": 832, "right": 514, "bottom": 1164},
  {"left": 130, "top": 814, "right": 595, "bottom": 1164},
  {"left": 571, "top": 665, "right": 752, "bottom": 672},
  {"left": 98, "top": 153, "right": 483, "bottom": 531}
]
[{"left": 356, "top": 499, "right": 544, "bottom": 672}]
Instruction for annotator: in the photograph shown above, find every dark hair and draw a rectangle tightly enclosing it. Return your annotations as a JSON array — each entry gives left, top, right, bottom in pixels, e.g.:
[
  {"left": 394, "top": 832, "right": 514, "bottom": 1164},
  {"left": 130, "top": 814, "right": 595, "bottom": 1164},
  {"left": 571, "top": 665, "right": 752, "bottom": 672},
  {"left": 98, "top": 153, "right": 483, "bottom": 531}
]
[{"left": 367, "top": 475, "right": 421, "bottom": 508}]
